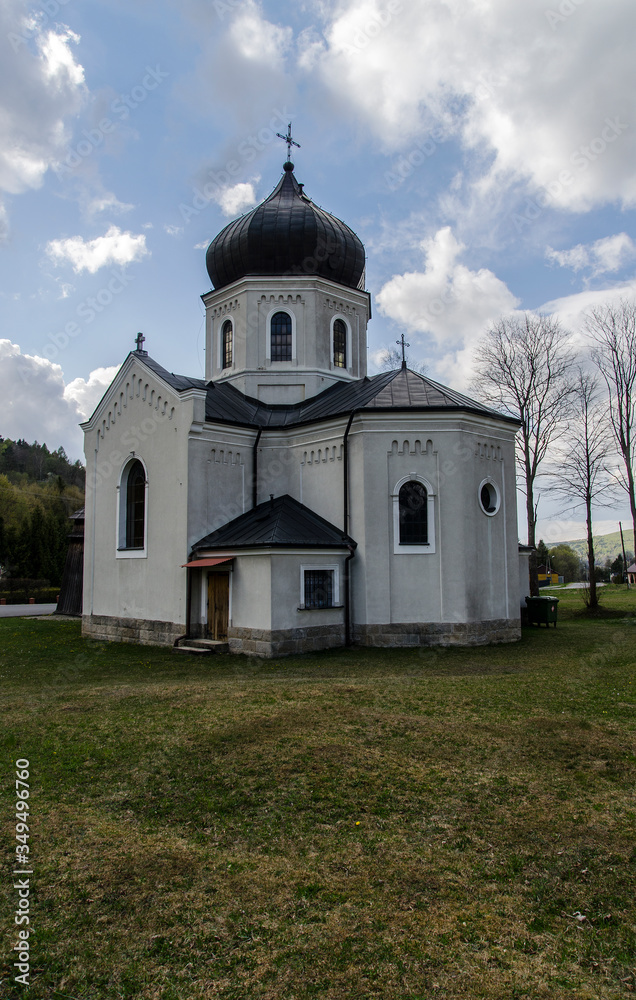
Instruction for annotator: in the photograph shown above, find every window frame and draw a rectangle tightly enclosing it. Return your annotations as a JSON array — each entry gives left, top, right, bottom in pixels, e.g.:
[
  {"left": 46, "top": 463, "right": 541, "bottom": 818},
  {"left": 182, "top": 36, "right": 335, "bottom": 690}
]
[
  {"left": 299, "top": 563, "right": 341, "bottom": 609},
  {"left": 478, "top": 478, "right": 501, "bottom": 516},
  {"left": 266, "top": 308, "right": 296, "bottom": 363},
  {"left": 116, "top": 457, "right": 148, "bottom": 559},
  {"left": 392, "top": 475, "right": 436, "bottom": 554},
  {"left": 330, "top": 314, "right": 352, "bottom": 371},
  {"left": 221, "top": 318, "right": 233, "bottom": 370}
]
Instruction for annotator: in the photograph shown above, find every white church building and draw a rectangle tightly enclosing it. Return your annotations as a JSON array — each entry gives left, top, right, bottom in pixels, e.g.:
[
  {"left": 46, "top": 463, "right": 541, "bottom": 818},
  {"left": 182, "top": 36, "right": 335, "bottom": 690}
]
[{"left": 81, "top": 157, "right": 523, "bottom": 656}]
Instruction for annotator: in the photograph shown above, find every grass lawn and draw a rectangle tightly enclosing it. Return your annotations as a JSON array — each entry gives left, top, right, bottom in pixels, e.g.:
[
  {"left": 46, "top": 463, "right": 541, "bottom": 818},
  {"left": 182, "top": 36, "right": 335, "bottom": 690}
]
[{"left": 1, "top": 588, "right": 635, "bottom": 999}]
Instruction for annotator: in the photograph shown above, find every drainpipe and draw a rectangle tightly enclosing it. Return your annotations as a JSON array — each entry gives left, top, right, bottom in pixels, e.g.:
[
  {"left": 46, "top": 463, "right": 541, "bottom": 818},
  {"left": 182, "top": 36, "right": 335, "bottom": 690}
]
[
  {"left": 343, "top": 411, "right": 356, "bottom": 646},
  {"left": 252, "top": 427, "right": 263, "bottom": 508}
]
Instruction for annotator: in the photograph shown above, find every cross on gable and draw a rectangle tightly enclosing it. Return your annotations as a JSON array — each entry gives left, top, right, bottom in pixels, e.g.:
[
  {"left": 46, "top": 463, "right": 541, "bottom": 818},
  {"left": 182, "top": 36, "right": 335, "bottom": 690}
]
[
  {"left": 135, "top": 332, "right": 146, "bottom": 353},
  {"left": 396, "top": 333, "right": 410, "bottom": 368},
  {"left": 276, "top": 123, "right": 301, "bottom": 162}
]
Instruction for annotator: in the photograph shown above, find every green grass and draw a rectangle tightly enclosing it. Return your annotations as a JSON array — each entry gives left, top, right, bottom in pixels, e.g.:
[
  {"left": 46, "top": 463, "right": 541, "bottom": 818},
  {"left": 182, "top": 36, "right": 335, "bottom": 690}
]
[{"left": 1, "top": 593, "right": 636, "bottom": 999}]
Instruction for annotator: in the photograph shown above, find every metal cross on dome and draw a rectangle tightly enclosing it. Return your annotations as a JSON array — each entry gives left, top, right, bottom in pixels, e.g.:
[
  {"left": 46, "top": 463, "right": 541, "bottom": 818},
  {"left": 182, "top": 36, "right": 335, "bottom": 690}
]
[
  {"left": 396, "top": 333, "right": 410, "bottom": 368},
  {"left": 276, "top": 123, "right": 300, "bottom": 162}
]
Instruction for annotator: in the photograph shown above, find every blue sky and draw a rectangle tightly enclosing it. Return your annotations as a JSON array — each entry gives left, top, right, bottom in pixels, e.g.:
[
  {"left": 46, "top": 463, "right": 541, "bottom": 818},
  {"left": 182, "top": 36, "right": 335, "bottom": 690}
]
[{"left": 1, "top": 0, "right": 635, "bottom": 544}]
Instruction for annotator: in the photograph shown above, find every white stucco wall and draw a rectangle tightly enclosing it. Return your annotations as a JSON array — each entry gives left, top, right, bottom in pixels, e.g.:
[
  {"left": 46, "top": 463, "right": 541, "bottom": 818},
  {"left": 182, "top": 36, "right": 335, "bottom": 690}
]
[{"left": 82, "top": 358, "right": 198, "bottom": 626}]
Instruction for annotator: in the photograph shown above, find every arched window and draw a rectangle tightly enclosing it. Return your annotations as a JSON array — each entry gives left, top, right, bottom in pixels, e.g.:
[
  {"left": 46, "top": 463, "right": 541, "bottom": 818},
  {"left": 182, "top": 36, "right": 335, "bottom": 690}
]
[
  {"left": 270, "top": 311, "right": 292, "bottom": 361},
  {"left": 222, "top": 319, "right": 233, "bottom": 369},
  {"left": 333, "top": 317, "right": 347, "bottom": 368},
  {"left": 399, "top": 481, "right": 428, "bottom": 545},
  {"left": 125, "top": 460, "right": 145, "bottom": 548}
]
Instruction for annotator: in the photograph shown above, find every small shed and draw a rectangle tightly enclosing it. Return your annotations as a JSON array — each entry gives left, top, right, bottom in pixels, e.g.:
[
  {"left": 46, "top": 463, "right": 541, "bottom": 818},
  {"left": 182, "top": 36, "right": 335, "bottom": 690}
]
[
  {"left": 55, "top": 508, "right": 85, "bottom": 617},
  {"left": 627, "top": 562, "right": 636, "bottom": 586}
]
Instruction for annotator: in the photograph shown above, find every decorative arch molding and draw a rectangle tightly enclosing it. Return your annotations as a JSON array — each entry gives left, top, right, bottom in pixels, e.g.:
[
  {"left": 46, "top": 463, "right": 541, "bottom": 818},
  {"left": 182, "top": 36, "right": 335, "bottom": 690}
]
[
  {"left": 116, "top": 455, "right": 148, "bottom": 558},
  {"left": 95, "top": 371, "right": 175, "bottom": 447},
  {"left": 391, "top": 473, "right": 436, "bottom": 555},
  {"left": 388, "top": 439, "right": 434, "bottom": 457}
]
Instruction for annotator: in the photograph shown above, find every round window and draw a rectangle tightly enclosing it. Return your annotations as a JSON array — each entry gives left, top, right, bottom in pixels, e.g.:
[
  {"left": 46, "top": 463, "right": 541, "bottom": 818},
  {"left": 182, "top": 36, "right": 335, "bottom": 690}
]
[{"left": 479, "top": 481, "right": 499, "bottom": 515}]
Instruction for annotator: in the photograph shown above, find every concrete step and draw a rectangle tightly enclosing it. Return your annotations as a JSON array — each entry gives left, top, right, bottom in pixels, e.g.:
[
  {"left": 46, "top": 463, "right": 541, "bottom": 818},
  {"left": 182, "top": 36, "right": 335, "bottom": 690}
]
[{"left": 173, "top": 638, "right": 229, "bottom": 655}]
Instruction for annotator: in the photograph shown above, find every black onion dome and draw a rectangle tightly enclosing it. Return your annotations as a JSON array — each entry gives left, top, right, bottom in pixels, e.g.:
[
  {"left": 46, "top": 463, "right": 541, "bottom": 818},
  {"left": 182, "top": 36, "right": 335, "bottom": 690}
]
[{"left": 205, "top": 162, "right": 366, "bottom": 291}]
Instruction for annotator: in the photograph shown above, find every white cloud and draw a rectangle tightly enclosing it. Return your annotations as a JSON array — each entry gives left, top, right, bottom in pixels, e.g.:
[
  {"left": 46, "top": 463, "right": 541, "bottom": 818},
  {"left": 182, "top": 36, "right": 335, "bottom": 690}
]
[
  {"left": 229, "top": 0, "right": 292, "bottom": 66},
  {"left": 86, "top": 192, "right": 134, "bottom": 217},
  {"left": 216, "top": 182, "right": 258, "bottom": 217},
  {"left": 46, "top": 225, "right": 149, "bottom": 274},
  {"left": 193, "top": 240, "right": 209, "bottom": 250},
  {"left": 64, "top": 366, "right": 119, "bottom": 421},
  {"left": 164, "top": 224, "right": 184, "bottom": 237},
  {"left": 0, "top": 4, "right": 86, "bottom": 237},
  {"left": 309, "top": 0, "right": 636, "bottom": 211},
  {"left": 376, "top": 226, "right": 519, "bottom": 384},
  {"left": 0, "top": 340, "right": 115, "bottom": 460},
  {"left": 546, "top": 233, "right": 636, "bottom": 276}
]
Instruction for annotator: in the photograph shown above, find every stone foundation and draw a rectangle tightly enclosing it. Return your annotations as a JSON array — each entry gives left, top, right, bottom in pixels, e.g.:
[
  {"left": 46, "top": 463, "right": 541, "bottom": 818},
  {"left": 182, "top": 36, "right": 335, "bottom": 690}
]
[
  {"left": 82, "top": 614, "right": 184, "bottom": 646},
  {"left": 81, "top": 615, "right": 520, "bottom": 654},
  {"left": 228, "top": 624, "right": 346, "bottom": 657},
  {"left": 354, "top": 619, "right": 521, "bottom": 647}
]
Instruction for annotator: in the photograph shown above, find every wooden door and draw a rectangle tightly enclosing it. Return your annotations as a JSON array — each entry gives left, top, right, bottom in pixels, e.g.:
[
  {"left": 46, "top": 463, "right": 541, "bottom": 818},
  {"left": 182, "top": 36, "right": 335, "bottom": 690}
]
[{"left": 207, "top": 573, "right": 229, "bottom": 640}]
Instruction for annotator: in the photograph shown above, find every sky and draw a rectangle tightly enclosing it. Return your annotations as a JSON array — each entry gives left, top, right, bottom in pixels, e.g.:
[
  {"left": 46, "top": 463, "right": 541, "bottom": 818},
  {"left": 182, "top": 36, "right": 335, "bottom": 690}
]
[{"left": 1, "top": 0, "right": 635, "bottom": 545}]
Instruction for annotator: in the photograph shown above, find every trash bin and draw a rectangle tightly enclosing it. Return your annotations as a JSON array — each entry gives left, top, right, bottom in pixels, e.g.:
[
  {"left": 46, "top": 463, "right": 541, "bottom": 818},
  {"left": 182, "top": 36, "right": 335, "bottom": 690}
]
[{"left": 525, "top": 595, "right": 559, "bottom": 627}]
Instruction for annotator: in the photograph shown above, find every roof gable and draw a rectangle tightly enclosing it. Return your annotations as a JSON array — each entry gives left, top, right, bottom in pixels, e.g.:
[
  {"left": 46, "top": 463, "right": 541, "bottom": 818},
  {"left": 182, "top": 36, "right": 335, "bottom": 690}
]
[{"left": 192, "top": 494, "right": 355, "bottom": 551}]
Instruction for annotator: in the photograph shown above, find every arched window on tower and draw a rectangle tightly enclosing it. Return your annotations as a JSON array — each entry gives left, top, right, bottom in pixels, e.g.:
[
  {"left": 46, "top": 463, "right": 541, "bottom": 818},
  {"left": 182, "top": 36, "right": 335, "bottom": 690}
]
[
  {"left": 125, "top": 460, "right": 146, "bottom": 548},
  {"left": 222, "top": 319, "right": 233, "bottom": 369},
  {"left": 270, "top": 311, "right": 292, "bottom": 361},
  {"left": 333, "top": 317, "right": 347, "bottom": 368},
  {"left": 398, "top": 481, "right": 428, "bottom": 545}
]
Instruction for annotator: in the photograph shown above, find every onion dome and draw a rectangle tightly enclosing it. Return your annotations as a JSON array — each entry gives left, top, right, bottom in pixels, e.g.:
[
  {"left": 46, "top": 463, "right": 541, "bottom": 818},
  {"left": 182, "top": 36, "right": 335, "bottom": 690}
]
[{"left": 205, "top": 162, "right": 366, "bottom": 291}]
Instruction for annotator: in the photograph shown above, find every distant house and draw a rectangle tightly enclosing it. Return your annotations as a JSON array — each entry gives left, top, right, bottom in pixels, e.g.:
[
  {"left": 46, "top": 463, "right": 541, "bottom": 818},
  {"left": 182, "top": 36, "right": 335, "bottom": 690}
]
[
  {"left": 537, "top": 564, "right": 559, "bottom": 586},
  {"left": 627, "top": 563, "right": 636, "bottom": 586}
]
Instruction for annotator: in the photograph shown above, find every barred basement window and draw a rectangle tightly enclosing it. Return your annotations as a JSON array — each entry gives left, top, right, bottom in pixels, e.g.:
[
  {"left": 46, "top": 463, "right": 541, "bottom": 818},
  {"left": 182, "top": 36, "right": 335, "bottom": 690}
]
[
  {"left": 125, "top": 460, "right": 146, "bottom": 548},
  {"left": 222, "top": 319, "right": 233, "bottom": 369},
  {"left": 270, "top": 311, "right": 292, "bottom": 361},
  {"left": 333, "top": 317, "right": 347, "bottom": 368},
  {"left": 304, "top": 569, "right": 334, "bottom": 609},
  {"left": 399, "top": 480, "right": 428, "bottom": 545}
]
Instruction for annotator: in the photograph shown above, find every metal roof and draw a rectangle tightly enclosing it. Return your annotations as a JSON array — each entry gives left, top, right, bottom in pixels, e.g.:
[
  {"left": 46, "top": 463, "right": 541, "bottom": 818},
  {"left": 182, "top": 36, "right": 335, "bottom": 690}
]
[
  {"left": 134, "top": 355, "right": 520, "bottom": 430},
  {"left": 192, "top": 494, "right": 355, "bottom": 551},
  {"left": 204, "top": 163, "right": 366, "bottom": 292}
]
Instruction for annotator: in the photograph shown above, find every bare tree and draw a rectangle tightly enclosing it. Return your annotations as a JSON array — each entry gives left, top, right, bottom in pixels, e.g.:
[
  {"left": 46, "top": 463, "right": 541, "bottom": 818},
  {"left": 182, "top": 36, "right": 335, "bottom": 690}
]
[
  {"left": 376, "top": 345, "right": 428, "bottom": 375},
  {"left": 550, "top": 371, "right": 614, "bottom": 608},
  {"left": 587, "top": 299, "right": 636, "bottom": 547},
  {"left": 472, "top": 313, "right": 575, "bottom": 594}
]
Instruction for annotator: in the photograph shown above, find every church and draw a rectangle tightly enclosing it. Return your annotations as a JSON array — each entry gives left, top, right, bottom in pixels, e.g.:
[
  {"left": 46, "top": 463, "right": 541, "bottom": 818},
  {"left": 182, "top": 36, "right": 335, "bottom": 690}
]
[{"left": 81, "top": 152, "right": 523, "bottom": 656}]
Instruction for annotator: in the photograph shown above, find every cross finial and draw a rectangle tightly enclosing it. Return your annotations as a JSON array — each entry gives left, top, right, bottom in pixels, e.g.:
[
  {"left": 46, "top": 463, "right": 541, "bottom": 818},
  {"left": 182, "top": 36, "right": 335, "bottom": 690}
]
[
  {"left": 396, "top": 334, "right": 410, "bottom": 368},
  {"left": 276, "top": 122, "right": 300, "bottom": 163},
  {"left": 135, "top": 332, "right": 146, "bottom": 353}
]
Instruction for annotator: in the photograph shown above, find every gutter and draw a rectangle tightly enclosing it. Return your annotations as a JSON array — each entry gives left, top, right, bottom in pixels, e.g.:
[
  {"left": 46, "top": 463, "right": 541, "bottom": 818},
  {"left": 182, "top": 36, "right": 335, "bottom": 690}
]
[{"left": 252, "top": 426, "right": 263, "bottom": 508}]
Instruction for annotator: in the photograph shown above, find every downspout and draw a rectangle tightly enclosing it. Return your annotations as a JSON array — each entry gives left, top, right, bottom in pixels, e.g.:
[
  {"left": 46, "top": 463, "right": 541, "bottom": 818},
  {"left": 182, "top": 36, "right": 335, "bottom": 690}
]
[
  {"left": 343, "top": 411, "right": 356, "bottom": 646},
  {"left": 252, "top": 427, "right": 263, "bottom": 508},
  {"left": 173, "top": 562, "right": 194, "bottom": 647}
]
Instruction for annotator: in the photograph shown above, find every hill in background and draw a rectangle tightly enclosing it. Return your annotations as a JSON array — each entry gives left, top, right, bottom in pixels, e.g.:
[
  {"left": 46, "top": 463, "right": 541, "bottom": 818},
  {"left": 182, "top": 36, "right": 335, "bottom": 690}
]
[{"left": 547, "top": 528, "right": 634, "bottom": 564}]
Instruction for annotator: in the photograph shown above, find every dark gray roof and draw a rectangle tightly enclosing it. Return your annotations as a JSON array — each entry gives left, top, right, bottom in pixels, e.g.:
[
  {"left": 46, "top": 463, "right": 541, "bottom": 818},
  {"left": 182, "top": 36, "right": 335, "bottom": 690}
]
[
  {"left": 134, "top": 354, "right": 520, "bottom": 430},
  {"left": 205, "top": 162, "right": 366, "bottom": 292},
  {"left": 192, "top": 494, "right": 355, "bottom": 551}
]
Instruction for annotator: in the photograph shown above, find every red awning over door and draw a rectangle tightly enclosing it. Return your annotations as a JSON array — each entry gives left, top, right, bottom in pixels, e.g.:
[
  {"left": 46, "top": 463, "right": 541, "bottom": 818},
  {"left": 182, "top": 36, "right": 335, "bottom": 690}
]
[{"left": 181, "top": 557, "right": 234, "bottom": 568}]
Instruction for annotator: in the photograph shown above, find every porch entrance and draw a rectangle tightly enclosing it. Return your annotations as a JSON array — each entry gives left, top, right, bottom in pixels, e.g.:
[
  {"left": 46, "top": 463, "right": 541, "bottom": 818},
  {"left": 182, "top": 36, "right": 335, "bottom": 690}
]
[{"left": 207, "top": 572, "right": 229, "bottom": 640}]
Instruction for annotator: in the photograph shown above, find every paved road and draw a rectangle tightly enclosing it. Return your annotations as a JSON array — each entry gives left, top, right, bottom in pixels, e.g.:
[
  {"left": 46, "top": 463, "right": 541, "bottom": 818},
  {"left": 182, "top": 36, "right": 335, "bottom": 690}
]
[{"left": 0, "top": 604, "right": 58, "bottom": 618}]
